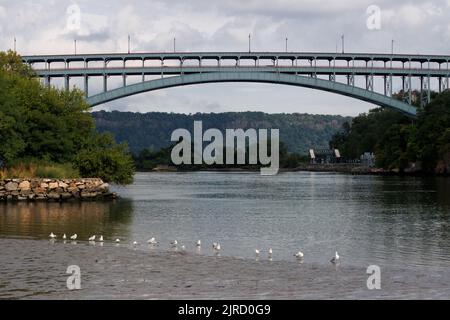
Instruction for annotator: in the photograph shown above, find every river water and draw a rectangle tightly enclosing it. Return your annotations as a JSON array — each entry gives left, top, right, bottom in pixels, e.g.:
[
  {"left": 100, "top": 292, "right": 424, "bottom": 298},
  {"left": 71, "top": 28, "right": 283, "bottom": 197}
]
[{"left": 1, "top": 172, "right": 450, "bottom": 298}]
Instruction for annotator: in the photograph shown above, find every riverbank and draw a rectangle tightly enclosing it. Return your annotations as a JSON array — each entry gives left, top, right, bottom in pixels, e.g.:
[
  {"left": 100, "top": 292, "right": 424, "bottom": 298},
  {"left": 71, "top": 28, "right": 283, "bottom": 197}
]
[
  {"left": 0, "top": 178, "right": 117, "bottom": 202},
  {"left": 155, "top": 164, "right": 447, "bottom": 176},
  {"left": 0, "top": 238, "right": 449, "bottom": 299}
]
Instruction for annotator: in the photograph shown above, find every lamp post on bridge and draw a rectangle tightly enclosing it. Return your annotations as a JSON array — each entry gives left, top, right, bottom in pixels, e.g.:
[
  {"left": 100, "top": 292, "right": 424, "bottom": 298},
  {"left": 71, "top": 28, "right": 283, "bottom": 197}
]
[
  {"left": 248, "top": 34, "right": 251, "bottom": 53},
  {"left": 285, "top": 36, "right": 288, "bottom": 53},
  {"left": 13, "top": 36, "right": 16, "bottom": 52},
  {"left": 74, "top": 39, "right": 77, "bottom": 55},
  {"left": 341, "top": 34, "right": 345, "bottom": 54}
]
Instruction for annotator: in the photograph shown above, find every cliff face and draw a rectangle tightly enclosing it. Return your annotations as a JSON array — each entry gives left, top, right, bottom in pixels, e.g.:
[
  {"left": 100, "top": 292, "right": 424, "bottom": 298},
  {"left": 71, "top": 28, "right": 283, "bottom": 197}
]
[{"left": 0, "top": 178, "right": 116, "bottom": 202}]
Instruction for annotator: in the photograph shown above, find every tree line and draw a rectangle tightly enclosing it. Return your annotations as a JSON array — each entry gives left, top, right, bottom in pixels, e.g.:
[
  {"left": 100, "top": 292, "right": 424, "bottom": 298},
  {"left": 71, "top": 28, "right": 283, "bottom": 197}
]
[{"left": 329, "top": 90, "right": 450, "bottom": 174}]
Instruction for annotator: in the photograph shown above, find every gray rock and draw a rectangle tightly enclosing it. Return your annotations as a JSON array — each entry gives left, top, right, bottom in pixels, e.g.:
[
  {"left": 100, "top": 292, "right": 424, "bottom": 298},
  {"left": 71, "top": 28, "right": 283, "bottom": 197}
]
[{"left": 5, "top": 182, "right": 18, "bottom": 192}]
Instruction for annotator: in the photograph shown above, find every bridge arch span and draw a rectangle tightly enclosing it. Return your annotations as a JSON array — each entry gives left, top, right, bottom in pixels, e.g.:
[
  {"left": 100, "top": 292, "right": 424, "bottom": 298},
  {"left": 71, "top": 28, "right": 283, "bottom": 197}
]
[{"left": 86, "top": 72, "right": 417, "bottom": 117}]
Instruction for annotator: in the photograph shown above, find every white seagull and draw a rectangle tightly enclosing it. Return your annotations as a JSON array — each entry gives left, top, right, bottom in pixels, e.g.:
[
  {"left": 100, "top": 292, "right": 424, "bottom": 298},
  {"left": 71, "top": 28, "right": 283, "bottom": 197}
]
[
  {"left": 147, "top": 237, "right": 157, "bottom": 245},
  {"left": 62, "top": 234, "right": 67, "bottom": 240},
  {"left": 49, "top": 232, "right": 56, "bottom": 239},
  {"left": 330, "top": 251, "right": 340, "bottom": 264},
  {"left": 196, "top": 240, "right": 201, "bottom": 247},
  {"left": 181, "top": 245, "right": 186, "bottom": 251},
  {"left": 255, "top": 249, "right": 260, "bottom": 256},
  {"left": 268, "top": 248, "right": 273, "bottom": 257},
  {"left": 171, "top": 240, "right": 178, "bottom": 247},
  {"left": 215, "top": 243, "right": 221, "bottom": 251},
  {"left": 294, "top": 251, "right": 304, "bottom": 259},
  {"left": 133, "top": 241, "right": 139, "bottom": 246},
  {"left": 70, "top": 234, "right": 77, "bottom": 240},
  {"left": 99, "top": 235, "right": 104, "bottom": 242},
  {"left": 115, "top": 238, "right": 120, "bottom": 243},
  {"left": 89, "top": 235, "right": 96, "bottom": 241}
]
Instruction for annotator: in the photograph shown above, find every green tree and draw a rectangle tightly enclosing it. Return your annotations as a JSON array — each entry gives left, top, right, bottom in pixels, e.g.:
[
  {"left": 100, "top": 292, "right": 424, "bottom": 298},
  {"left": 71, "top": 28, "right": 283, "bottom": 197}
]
[
  {"left": 0, "top": 50, "right": 135, "bottom": 183},
  {"left": 74, "top": 133, "right": 135, "bottom": 185}
]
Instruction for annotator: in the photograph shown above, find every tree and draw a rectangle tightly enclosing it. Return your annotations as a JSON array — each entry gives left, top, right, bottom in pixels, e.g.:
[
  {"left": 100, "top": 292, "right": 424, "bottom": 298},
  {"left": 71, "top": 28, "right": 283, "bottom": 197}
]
[
  {"left": 74, "top": 133, "right": 135, "bottom": 185},
  {"left": 0, "top": 50, "right": 135, "bottom": 184}
]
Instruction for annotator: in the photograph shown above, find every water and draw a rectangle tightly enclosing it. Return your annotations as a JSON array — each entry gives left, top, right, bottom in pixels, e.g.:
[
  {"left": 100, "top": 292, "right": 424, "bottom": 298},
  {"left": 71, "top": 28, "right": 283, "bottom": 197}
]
[{"left": 1, "top": 172, "right": 450, "bottom": 272}]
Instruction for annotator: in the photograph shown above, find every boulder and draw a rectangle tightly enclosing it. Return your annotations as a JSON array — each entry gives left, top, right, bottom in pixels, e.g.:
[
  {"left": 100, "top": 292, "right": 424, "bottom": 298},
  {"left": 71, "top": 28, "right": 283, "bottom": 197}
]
[
  {"left": 47, "top": 192, "right": 60, "bottom": 200},
  {"left": 48, "top": 182, "right": 58, "bottom": 190},
  {"left": 61, "top": 192, "right": 72, "bottom": 200},
  {"left": 58, "top": 182, "right": 69, "bottom": 189},
  {"left": 99, "top": 183, "right": 109, "bottom": 191},
  {"left": 18, "top": 180, "right": 31, "bottom": 191},
  {"left": 5, "top": 182, "right": 18, "bottom": 192}
]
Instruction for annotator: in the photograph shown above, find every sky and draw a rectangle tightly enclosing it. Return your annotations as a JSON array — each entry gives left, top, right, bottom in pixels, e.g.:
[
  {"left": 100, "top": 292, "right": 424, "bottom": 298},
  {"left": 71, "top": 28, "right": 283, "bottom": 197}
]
[{"left": 0, "top": 0, "right": 449, "bottom": 116}]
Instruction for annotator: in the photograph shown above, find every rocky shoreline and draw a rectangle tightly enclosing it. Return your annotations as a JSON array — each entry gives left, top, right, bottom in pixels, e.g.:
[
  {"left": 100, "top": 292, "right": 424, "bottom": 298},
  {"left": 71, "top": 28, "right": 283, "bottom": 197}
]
[{"left": 0, "top": 178, "right": 117, "bottom": 202}]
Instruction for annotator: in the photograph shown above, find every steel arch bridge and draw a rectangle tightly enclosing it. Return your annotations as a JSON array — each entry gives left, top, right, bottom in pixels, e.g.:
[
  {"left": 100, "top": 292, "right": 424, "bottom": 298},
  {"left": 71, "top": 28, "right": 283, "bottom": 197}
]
[{"left": 22, "top": 51, "right": 450, "bottom": 118}]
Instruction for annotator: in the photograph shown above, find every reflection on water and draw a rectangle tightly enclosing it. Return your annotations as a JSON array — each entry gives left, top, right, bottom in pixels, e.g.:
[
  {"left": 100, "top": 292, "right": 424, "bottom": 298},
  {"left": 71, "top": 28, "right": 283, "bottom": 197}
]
[
  {"left": 0, "top": 200, "right": 134, "bottom": 242},
  {"left": 1, "top": 172, "right": 450, "bottom": 270}
]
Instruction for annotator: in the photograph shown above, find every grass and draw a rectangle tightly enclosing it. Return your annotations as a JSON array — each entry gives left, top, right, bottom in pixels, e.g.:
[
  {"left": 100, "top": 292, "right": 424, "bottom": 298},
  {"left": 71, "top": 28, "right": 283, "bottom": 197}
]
[{"left": 0, "top": 162, "right": 79, "bottom": 179}]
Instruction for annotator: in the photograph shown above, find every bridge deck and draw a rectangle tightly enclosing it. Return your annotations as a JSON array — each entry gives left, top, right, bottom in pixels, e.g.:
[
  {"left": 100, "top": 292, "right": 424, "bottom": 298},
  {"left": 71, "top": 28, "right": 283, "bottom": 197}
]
[
  {"left": 30, "top": 66, "right": 450, "bottom": 78},
  {"left": 22, "top": 52, "right": 450, "bottom": 64}
]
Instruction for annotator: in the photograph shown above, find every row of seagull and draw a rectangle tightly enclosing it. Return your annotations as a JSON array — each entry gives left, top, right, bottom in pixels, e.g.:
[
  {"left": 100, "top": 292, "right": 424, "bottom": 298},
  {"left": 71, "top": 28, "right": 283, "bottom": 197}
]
[{"left": 49, "top": 233, "right": 340, "bottom": 264}]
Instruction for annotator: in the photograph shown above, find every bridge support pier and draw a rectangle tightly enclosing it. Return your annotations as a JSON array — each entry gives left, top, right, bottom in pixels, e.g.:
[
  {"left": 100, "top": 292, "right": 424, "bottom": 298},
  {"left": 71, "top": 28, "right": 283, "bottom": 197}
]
[
  {"left": 103, "top": 75, "right": 108, "bottom": 92},
  {"left": 84, "top": 76, "right": 89, "bottom": 98},
  {"left": 64, "top": 76, "right": 70, "bottom": 91}
]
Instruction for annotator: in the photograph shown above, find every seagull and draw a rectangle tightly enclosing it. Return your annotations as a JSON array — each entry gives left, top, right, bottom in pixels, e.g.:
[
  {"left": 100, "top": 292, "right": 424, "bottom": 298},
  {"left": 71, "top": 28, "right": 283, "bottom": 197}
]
[
  {"left": 70, "top": 234, "right": 77, "bottom": 240},
  {"left": 133, "top": 241, "right": 138, "bottom": 246},
  {"left": 49, "top": 232, "right": 56, "bottom": 239},
  {"left": 99, "top": 235, "right": 104, "bottom": 242},
  {"left": 115, "top": 238, "right": 120, "bottom": 243},
  {"left": 294, "top": 251, "right": 304, "bottom": 259},
  {"left": 268, "top": 248, "right": 273, "bottom": 257},
  {"left": 215, "top": 243, "right": 221, "bottom": 251},
  {"left": 147, "top": 237, "right": 157, "bottom": 245},
  {"left": 196, "top": 240, "right": 201, "bottom": 247},
  {"left": 331, "top": 251, "right": 340, "bottom": 264},
  {"left": 62, "top": 234, "right": 67, "bottom": 240},
  {"left": 89, "top": 235, "right": 96, "bottom": 241},
  {"left": 255, "top": 249, "right": 260, "bottom": 256},
  {"left": 212, "top": 242, "right": 219, "bottom": 250},
  {"left": 171, "top": 240, "right": 178, "bottom": 247},
  {"left": 181, "top": 245, "right": 186, "bottom": 251}
]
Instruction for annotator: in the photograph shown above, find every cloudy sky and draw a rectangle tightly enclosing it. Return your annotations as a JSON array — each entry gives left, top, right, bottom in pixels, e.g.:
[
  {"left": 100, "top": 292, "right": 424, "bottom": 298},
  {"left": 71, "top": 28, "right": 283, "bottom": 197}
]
[{"left": 0, "top": 0, "right": 449, "bottom": 115}]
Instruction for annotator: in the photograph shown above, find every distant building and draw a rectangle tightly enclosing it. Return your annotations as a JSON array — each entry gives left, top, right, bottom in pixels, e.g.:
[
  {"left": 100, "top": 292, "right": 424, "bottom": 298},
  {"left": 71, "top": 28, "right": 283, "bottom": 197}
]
[
  {"left": 360, "top": 152, "right": 376, "bottom": 167},
  {"left": 309, "top": 148, "right": 341, "bottom": 164}
]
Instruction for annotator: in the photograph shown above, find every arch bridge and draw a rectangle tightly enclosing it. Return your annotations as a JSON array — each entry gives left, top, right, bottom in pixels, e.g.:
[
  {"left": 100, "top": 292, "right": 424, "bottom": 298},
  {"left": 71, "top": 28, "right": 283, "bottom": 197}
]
[{"left": 22, "top": 51, "right": 450, "bottom": 118}]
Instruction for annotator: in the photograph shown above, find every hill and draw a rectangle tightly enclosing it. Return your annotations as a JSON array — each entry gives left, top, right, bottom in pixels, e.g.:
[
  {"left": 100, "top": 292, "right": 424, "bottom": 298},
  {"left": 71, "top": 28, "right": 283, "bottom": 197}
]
[{"left": 92, "top": 111, "right": 351, "bottom": 155}]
